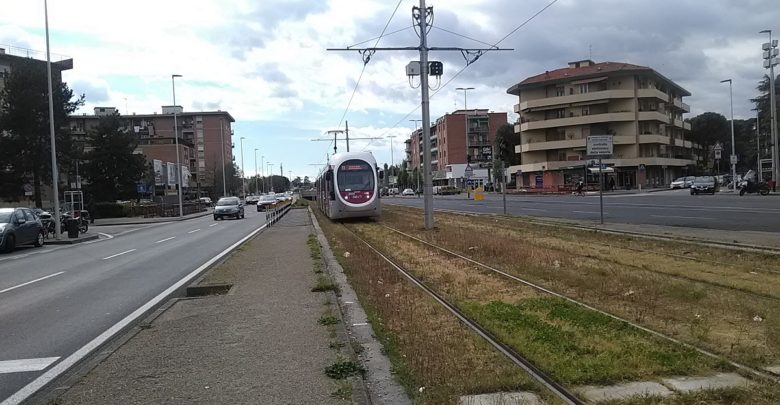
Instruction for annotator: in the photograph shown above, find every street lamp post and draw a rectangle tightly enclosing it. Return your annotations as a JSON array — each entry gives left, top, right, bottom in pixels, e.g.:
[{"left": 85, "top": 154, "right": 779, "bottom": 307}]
[
  {"left": 240, "top": 136, "right": 246, "bottom": 199},
  {"left": 760, "top": 30, "right": 779, "bottom": 189},
  {"left": 456, "top": 87, "right": 475, "bottom": 110},
  {"left": 254, "top": 148, "right": 259, "bottom": 195},
  {"left": 44, "top": 0, "right": 61, "bottom": 238},
  {"left": 172, "top": 74, "right": 183, "bottom": 217},
  {"left": 261, "top": 155, "right": 265, "bottom": 193},
  {"left": 267, "top": 163, "right": 274, "bottom": 192},
  {"left": 721, "top": 79, "right": 737, "bottom": 192}
]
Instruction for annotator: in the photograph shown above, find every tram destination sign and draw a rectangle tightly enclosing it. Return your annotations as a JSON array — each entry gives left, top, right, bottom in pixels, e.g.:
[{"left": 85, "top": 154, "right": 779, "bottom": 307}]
[{"left": 587, "top": 135, "right": 614, "bottom": 157}]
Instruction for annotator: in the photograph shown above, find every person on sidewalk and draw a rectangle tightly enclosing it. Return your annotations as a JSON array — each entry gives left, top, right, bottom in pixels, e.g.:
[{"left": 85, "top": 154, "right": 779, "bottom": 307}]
[
  {"left": 575, "top": 181, "right": 584, "bottom": 196},
  {"left": 608, "top": 177, "right": 616, "bottom": 192}
]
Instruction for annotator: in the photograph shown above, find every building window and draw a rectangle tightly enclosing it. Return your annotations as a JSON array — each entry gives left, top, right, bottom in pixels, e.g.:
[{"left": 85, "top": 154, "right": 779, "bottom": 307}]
[
  {"left": 557, "top": 151, "right": 567, "bottom": 161},
  {"left": 579, "top": 83, "right": 589, "bottom": 94},
  {"left": 581, "top": 107, "right": 590, "bottom": 116},
  {"left": 556, "top": 87, "right": 564, "bottom": 97}
]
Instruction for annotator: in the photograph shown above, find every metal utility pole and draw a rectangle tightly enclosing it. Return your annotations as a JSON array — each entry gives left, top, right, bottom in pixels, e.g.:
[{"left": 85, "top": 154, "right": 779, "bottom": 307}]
[
  {"left": 456, "top": 87, "right": 475, "bottom": 110},
  {"left": 328, "top": 2, "right": 510, "bottom": 230},
  {"left": 261, "top": 155, "right": 265, "bottom": 193},
  {"left": 220, "top": 119, "right": 227, "bottom": 197},
  {"left": 172, "top": 74, "right": 183, "bottom": 217},
  {"left": 761, "top": 30, "right": 779, "bottom": 189},
  {"left": 757, "top": 110, "right": 761, "bottom": 174},
  {"left": 44, "top": 0, "right": 61, "bottom": 238},
  {"left": 267, "top": 163, "right": 274, "bottom": 192},
  {"left": 240, "top": 137, "right": 246, "bottom": 198},
  {"left": 345, "top": 121, "right": 350, "bottom": 152},
  {"left": 721, "top": 79, "right": 737, "bottom": 192},
  {"left": 254, "top": 148, "right": 259, "bottom": 195},
  {"left": 313, "top": 127, "right": 380, "bottom": 154},
  {"left": 387, "top": 135, "right": 397, "bottom": 169}
]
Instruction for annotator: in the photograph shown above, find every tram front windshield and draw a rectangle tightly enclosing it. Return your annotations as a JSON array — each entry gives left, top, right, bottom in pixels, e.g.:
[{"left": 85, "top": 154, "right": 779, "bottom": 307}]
[{"left": 337, "top": 160, "right": 374, "bottom": 192}]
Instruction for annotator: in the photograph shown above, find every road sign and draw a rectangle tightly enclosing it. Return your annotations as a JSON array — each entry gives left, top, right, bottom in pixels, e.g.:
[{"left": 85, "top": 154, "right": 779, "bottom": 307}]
[
  {"left": 730, "top": 154, "right": 738, "bottom": 165},
  {"left": 587, "top": 135, "right": 613, "bottom": 156},
  {"left": 715, "top": 150, "right": 722, "bottom": 160},
  {"left": 464, "top": 164, "right": 473, "bottom": 179},
  {"left": 638, "top": 164, "right": 646, "bottom": 171}
]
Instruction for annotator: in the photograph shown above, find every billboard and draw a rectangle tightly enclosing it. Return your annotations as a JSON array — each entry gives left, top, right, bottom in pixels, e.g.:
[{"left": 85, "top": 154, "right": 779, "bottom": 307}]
[
  {"left": 167, "top": 162, "right": 177, "bottom": 186},
  {"left": 153, "top": 160, "right": 164, "bottom": 186},
  {"left": 181, "top": 166, "right": 191, "bottom": 188}
]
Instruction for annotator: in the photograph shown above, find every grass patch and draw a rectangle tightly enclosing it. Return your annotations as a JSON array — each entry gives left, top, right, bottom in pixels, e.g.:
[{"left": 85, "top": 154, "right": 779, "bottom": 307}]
[
  {"left": 293, "top": 198, "right": 310, "bottom": 208},
  {"left": 318, "top": 315, "right": 340, "bottom": 326},
  {"left": 331, "top": 380, "right": 353, "bottom": 399},
  {"left": 324, "top": 361, "right": 364, "bottom": 379},
  {"left": 308, "top": 233, "right": 324, "bottom": 273},
  {"left": 602, "top": 385, "right": 780, "bottom": 405},
  {"left": 462, "top": 298, "right": 714, "bottom": 385},
  {"left": 312, "top": 274, "right": 338, "bottom": 292}
]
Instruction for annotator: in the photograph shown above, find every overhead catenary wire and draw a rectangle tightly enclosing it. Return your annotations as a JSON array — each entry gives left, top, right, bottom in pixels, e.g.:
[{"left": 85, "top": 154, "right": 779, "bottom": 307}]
[
  {"left": 331, "top": 0, "right": 405, "bottom": 153},
  {"left": 374, "top": 0, "right": 560, "bottom": 140}
]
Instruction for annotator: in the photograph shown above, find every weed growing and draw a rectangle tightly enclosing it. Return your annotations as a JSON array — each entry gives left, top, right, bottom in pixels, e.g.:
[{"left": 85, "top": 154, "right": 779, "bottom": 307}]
[
  {"left": 312, "top": 274, "right": 338, "bottom": 292},
  {"left": 318, "top": 315, "right": 339, "bottom": 326},
  {"left": 325, "top": 361, "right": 365, "bottom": 379}
]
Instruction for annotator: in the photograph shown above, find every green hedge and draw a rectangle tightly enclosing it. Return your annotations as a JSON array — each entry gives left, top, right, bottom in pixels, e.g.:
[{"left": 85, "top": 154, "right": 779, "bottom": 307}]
[{"left": 93, "top": 202, "right": 128, "bottom": 218}]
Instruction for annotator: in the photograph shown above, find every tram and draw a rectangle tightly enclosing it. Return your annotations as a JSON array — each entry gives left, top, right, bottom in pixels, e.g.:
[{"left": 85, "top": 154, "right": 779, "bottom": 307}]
[{"left": 316, "top": 152, "right": 382, "bottom": 219}]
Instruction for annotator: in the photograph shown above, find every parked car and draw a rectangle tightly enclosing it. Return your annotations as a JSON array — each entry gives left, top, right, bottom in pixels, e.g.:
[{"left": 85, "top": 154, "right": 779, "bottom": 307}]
[
  {"left": 245, "top": 195, "right": 260, "bottom": 205},
  {"left": 439, "top": 186, "right": 461, "bottom": 195},
  {"left": 670, "top": 176, "right": 695, "bottom": 189},
  {"left": 0, "top": 207, "right": 45, "bottom": 253},
  {"left": 256, "top": 195, "right": 278, "bottom": 211},
  {"left": 401, "top": 188, "right": 415, "bottom": 196},
  {"left": 198, "top": 197, "right": 213, "bottom": 206},
  {"left": 213, "top": 197, "right": 244, "bottom": 220},
  {"left": 690, "top": 176, "right": 718, "bottom": 195}
]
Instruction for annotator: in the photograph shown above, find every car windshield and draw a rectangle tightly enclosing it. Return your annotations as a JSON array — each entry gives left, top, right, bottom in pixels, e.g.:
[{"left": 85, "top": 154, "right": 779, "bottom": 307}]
[
  {"left": 0, "top": 212, "right": 12, "bottom": 223},
  {"left": 260, "top": 196, "right": 277, "bottom": 202},
  {"left": 674, "top": 177, "right": 685, "bottom": 182},
  {"left": 216, "top": 198, "right": 238, "bottom": 206},
  {"left": 337, "top": 159, "right": 374, "bottom": 192}
]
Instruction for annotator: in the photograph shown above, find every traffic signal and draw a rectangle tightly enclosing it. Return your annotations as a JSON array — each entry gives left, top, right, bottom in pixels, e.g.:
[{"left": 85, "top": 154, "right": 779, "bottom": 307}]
[{"left": 429, "top": 61, "right": 443, "bottom": 76}]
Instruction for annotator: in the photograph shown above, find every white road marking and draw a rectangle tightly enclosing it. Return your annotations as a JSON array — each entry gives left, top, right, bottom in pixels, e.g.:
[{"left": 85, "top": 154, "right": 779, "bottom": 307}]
[
  {"left": 0, "top": 272, "right": 65, "bottom": 295},
  {"left": 651, "top": 215, "right": 715, "bottom": 220},
  {"left": 101, "top": 249, "right": 136, "bottom": 260},
  {"left": 0, "top": 357, "right": 60, "bottom": 374},
  {"left": 520, "top": 208, "right": 547, "bottom": 211},
  {"left": 209, "top": 223, "right": 219, "bottom": 227},
  {"left": 572, "top": 210, "right": 601, "bottom": 214},
  {"left": 97, "top": 232, "right": 114, "bottom": 239},
  {"left": 352, "top": 323, "right": 369, "bottom": 326},
  {"left": 187, "top": 229, "right": 201, "bottom": 234},
  {"left": 1, "top": 220, "right": 273, "bottom": 405},
  {"left": 154, "top": 237, "right": 176, "bottom": 244}
]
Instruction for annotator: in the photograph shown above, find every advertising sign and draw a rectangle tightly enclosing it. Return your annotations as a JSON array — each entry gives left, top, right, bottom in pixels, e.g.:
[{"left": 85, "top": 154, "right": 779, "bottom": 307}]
[
  {"left": 153, "top": 160, "right": 164, "bottom": 186},
  {"left": 167, "top": 162, "right": 177, "bottom": 186}
]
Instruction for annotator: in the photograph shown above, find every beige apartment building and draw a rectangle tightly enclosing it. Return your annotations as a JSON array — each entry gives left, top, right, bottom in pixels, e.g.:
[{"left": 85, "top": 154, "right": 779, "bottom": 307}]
[{"left": 506, "top": 59, "right": 699, "bottom": 190}]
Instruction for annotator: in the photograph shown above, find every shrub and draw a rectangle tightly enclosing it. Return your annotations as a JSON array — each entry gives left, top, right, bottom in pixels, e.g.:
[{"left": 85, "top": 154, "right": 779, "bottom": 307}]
[{"left": 93, "top": 202, "right": 128, "bottom": 218}]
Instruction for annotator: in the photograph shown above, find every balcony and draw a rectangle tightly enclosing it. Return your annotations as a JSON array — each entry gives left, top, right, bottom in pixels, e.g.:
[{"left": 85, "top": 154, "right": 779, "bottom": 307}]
[
  {"left": 637, "top": 88, "right": 669, "bottom": 101},
  {"left": 517, "top": 112, "right": 635, "bottom": 132},
  {"left": 517, "top": 89, "right": 634, "bottom": 112},
  {"left": 519, "top": 138, "right": 586, "bottom": 153},
  {"left": 639, "top": 134, "right": 670, "bottom": 144},
  {"left": 637, "top": 110, "right": 669, "bottom": 123},
  {"left": 672, "top": 98, "right": 691, "bottom": 112}
]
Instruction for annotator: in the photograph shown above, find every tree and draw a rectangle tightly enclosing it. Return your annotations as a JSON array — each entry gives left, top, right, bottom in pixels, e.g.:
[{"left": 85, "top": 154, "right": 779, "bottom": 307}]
[
  {"left": 688, "top": 112, "right": 729, "bottom": 171},
  {"left": 0, "top": 58, "right": 84, "bottom": 206},
  {"left": 303, "top": 176, "right": 311, "bottom": 187},
  {"left": 82, "top": 113, "right": 147, "bottom": 202},
  {"left": 494, "top": 123, "right": 519, "bottom": 166}
]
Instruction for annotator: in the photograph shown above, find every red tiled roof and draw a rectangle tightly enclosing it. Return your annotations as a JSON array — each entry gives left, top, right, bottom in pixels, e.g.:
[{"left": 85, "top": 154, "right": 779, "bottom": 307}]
[{"left": 521, "top": 61, "right": 651, "bottom": 86}]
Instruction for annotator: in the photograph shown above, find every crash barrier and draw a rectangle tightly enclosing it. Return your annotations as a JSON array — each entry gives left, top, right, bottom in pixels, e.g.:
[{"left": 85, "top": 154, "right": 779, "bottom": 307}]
[{"left": 264, "top": 200, "right": 293, "bottom": 226}]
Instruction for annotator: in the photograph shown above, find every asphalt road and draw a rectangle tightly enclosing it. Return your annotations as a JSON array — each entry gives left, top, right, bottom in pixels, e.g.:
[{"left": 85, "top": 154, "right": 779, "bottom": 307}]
[
  {"left": 0, "top": 207, "right": 271, "bottom": 403},
  {"left": 384, "top": 189, "right": 780, "bottom": 232}
]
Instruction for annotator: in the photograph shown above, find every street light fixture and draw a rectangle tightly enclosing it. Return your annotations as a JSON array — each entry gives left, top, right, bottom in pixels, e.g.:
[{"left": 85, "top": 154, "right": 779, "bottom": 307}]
[
  {"left": 455, "top": 87, "right": 475, "bottom": 110},
  {"left": 44, "top": 0, "right": 61, "bottom": 238},
  {"left": 720, "top": 79, "right": 737, "bottom": 192},
  {"left": 172, "top": 74, "right": 183, "bottom": 217},
  {"left": 240, "top": 136, "right": 246, "bottom": 199}
]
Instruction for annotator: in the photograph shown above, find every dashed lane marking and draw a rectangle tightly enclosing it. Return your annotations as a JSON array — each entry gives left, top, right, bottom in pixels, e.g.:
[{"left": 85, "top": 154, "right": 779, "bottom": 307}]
[
  {"left": 101, "top": 249, "right": 136, "bottom": 260},
  {"left": 209, "top": 223, "right": 219, "bottom": 227},
  {"left": 0, "top": 358, "right": 60, "bottom": 374},
  {"left": 188, "top": 229, "right": 201, "bottom": 234},
  {"left": 154, "top": 237, "right": 176, "bottom": 244},
  {"left": 0, "top": 272, "right": 65, "bottom": 295}
]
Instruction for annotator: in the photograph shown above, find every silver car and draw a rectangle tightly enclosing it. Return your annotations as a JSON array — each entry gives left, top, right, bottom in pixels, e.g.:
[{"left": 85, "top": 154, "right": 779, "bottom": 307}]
[
  {"left": 213, "top": 197, "right": 245, "bottom": 220},
  {"left": 0, "top": 208, "right": 45, "bottom": 253}
]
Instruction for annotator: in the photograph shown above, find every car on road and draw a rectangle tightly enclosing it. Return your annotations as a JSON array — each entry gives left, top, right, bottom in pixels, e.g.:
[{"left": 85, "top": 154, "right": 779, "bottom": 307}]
[
  {"left": 670, "top": 176, "right": 695, "bottom": 189},
  {"left": 213, "top": 197, "right": 244, "bottom": 220},
  {"left": 690, "top": 176, "right": 718, "bottom": 195},
  {"left": 0, "top": 207, "right": 45, "bottom": 253},
  {"left": 198, "top": 197, "right": 213, "bottom": 206},
  {"left": 401, "top": 188, "right": 415, "bottom": 196},
  {"left": 256, "top": 195, "right": 278, "bottom": 211},
  {"left": 245, "top": 195, "right": 260, "bottom": 205}
]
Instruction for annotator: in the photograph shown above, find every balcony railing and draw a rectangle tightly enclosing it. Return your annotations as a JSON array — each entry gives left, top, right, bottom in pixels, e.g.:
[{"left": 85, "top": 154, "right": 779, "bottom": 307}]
[{"left": 517, "top": 89, "right": 634, "bottom": 111}]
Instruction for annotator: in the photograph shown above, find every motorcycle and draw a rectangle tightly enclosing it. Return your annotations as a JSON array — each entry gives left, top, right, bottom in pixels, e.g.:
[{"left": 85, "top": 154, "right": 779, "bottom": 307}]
[
  {"left": 40, "top": 210, "right": 89, "bottom": 236},
  {"left": 738, "top": 180, "right": 770, "bottom": 196}
]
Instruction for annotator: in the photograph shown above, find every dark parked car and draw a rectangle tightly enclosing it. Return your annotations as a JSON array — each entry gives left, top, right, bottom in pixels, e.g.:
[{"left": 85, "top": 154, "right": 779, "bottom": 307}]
[
  {"left": 213, "top": 197, "right": 244, "bottom": 220},
  {"left": 0, "top": 207, "right": 45, "bottom": 253},
  {"left": 690, "top": 176, "right": 718, "bottom": 195}
]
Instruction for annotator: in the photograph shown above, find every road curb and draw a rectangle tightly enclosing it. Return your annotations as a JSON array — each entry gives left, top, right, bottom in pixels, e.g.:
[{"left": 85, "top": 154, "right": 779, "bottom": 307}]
[{"left": 44, "top": 234, "right": 99, "bottom": 245}]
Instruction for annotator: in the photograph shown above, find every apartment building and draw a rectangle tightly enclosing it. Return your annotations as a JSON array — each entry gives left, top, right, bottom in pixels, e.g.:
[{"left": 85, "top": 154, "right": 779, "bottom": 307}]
[
  {"left": 406, "top": 109, "right": 508, "bottom": 184},
  {"left": 507, "top": 59, "right": 698, "bottom": 190},
  {"left": 69, "top": 106, "right": 234, "bottom": 197}
]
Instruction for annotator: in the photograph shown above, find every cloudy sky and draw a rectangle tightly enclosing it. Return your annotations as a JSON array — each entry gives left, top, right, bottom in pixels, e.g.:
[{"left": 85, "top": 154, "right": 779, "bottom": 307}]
[{"left": 1, "top": 0, "right": 777, "bottom": 179}]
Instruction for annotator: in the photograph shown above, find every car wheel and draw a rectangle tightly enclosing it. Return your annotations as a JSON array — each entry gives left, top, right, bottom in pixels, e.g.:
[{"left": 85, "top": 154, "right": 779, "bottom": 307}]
[
  {"left": 34, "top": 232, "right": 44, "bottom": 247},
  {"left": 241, "top": 212, "right": 245, "bottom": 219},
  {"left": 214, "top": 216, "right": 219, "bottom": 221},
  {"left": 3, "top": 234, "right": 15, "bottom": 253},
  {"left": 739, "top": 188, "right": 746, "bottom": 196}
]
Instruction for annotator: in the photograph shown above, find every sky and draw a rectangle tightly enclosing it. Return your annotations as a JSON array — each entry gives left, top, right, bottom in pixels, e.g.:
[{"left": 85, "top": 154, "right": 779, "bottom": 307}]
[{"left": 1, "top": 0, "right": 778, "bottom": 180}]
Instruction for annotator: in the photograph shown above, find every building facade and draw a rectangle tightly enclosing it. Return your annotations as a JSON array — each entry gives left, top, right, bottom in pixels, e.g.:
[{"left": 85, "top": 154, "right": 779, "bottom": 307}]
[
  {"left": 406, "top": 109, "right": 508, "bottom": 174},
  {"left": 69, "top": 107, "right": 235, "bottom": 198},
  {"left": 507, "top": 59, "right": 699, "bottom": 190}
]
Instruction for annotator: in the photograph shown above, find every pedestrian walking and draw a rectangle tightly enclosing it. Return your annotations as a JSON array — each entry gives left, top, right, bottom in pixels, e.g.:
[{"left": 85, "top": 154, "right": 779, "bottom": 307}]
[
  {"left": 608, "top": 177, "right": 615, "bottom": 191},
  {"left": 575, "top": 180, "right": 584, "bottom": 196}
]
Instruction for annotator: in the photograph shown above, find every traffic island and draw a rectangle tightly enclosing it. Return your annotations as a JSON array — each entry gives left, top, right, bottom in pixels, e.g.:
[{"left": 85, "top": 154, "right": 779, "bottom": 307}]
[{"left": 44, "top": 233, "right": 99, "bottom": 245}]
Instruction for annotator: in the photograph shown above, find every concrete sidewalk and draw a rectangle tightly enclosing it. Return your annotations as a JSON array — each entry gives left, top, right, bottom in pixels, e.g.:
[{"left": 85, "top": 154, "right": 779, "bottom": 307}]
[
  {"left": 55, "top": 209, "right": 360, "bottom": 404},
  {"left": 92, "top": 208, "right": 212, "bottom": 226}
]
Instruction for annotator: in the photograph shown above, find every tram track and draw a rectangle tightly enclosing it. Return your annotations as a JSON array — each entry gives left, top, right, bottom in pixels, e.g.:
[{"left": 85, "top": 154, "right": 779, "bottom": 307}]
[
  {"left": 341, "top": 223, "right": 585, "bottom": 405},
  {"left": 369, "top": 222, "right": 777, "bottom": 382}
]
